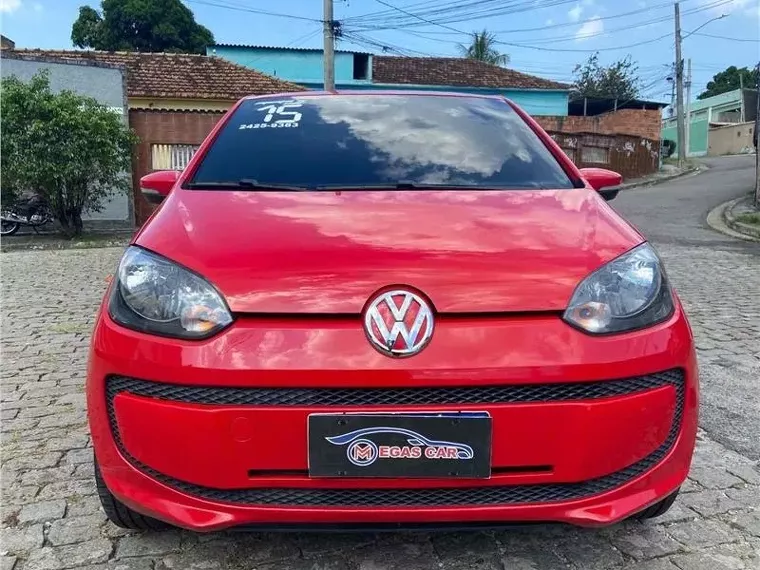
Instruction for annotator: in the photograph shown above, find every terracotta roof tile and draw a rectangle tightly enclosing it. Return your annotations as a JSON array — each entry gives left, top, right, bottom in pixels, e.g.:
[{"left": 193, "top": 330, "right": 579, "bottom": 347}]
[
  {"left": 6, "top": 50, "right": 302, "bottom": 100},
  {"left": 372, "top": 56, "right": 569, "bottom": 91}
]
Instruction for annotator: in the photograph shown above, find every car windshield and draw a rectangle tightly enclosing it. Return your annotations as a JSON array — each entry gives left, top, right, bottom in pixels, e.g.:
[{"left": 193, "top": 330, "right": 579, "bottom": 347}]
[{"left": 188, "top": 94, "right": 576, "bottom": 190}]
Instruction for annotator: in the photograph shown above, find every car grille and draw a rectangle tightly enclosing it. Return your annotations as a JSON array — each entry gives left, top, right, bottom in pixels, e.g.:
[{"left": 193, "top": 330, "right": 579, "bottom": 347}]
[
  {"left": 107, "top": 371, "right": 680, "bottom": 407},
  {"left": 106, "top": 369, "right": 685, "bottom": 508}
]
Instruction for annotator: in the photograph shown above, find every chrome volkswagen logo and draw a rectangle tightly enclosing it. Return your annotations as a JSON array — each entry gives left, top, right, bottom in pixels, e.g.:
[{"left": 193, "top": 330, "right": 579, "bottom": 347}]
[{"left": 364, "top": 289, "right": 434, "bottom": 357}]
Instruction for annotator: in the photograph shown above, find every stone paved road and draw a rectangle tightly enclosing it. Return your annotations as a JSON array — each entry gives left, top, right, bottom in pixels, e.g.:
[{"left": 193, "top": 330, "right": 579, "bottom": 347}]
[{"left": 2, "top": 156, "right": 759, "bottom": 570}]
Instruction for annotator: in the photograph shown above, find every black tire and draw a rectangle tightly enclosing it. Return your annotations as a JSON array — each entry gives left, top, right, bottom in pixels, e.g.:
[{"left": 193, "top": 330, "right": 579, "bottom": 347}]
[
  {"left": 94, "top": 454, "right": 171, "bottom": 531},
  {"left": 632, "top": 488, "right": 679, "bottom": 520},
  {"left": 0, "top": 220, "right": 19, "bottom": 236}
]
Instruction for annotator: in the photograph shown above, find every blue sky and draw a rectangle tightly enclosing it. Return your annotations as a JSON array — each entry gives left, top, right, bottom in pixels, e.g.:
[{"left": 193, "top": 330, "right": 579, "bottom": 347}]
[{"left": 1, "top": 0, "right": 758, "bottom": 102}]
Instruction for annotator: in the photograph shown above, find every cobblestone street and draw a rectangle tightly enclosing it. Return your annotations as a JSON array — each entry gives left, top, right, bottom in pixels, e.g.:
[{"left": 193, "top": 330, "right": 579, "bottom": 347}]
[{"left": 2, "top": 156, "right": 759, "bottom": 570}]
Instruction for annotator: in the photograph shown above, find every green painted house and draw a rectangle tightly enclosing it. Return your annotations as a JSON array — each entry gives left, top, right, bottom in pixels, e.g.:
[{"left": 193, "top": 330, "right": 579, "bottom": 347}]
[{"left": 661, "top": 89, "right": 756, "bottom": 157}]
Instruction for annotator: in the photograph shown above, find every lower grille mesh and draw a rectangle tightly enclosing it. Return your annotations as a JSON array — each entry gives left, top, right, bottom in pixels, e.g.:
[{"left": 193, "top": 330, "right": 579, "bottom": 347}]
[{"left": 106, "top": 369, "right": 685, "bottom": 508}]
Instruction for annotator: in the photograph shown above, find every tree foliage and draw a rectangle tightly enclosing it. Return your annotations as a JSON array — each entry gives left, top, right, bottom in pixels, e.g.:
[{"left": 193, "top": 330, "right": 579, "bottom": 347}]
[
  {"left": 698, "top": 65, "right": 759, "bottom": 100},
  {"left": 1, "top": 72, "right": 137, "bottom": 237},
  {"left": 458, "top": 30, "right": 509, "bottom": 66},
  {"left": 71, "top": 0, "right": 214, "bottom": 54},
  {"left": 573, "top": 53, "right": 640, "bottom": 99}
]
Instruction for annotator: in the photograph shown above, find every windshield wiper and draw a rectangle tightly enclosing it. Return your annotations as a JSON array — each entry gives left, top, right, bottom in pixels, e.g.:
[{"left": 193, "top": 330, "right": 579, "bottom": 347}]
[
  {"left": 315, "top": 181, "right": 550, "bottom": 190},
  {"left": 184, "top": 179, "right": 313, "bottom": 191}
]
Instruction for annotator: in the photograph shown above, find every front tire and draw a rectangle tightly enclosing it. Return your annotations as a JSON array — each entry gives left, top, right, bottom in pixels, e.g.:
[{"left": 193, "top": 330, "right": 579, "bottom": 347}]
[
  {"left": 632, "top": 488, "right": 679, "bottom": 520},
  {"left": 0, "top": 220, "right": 19, "bottom": 236},
  {"left": 94, "top": 454, "right": 171, "bottom": 530}
]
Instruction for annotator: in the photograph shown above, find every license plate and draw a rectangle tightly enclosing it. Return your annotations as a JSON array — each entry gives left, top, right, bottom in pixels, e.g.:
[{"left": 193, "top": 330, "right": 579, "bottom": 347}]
[{"left": 308, "top": 412, "right": 492, "bottom": 478}]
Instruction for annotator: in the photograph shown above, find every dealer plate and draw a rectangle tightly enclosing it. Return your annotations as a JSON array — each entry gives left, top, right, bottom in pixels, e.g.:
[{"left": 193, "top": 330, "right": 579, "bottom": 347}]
[{"left": 308, "top": 412, "right": 492, "bottom": 478}]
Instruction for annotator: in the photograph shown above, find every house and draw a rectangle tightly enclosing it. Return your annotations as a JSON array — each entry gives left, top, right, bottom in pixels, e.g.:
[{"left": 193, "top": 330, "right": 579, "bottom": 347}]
[
  {"left": 1, "top": 35, "right": 15, "bottom": 50},
  {"left": 661, "top": 88, "right": 758, "bottom": 157},
  {"left": 207, "top": 45, "right": 570, "bottom": 117},
  {"left": 6, "top": 50, "right": 303, "bottom": 224},
  {"left": 1, "top": 53, "right": 133, "bottom": 228}
]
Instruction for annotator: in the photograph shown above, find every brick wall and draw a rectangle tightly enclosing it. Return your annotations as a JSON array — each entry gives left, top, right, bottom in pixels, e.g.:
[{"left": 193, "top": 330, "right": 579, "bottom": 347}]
[
  {"left": 536, "top": 109, "right": 662, "bottom": 141},
  {"left": 130, "top": 109, "right": 226, "bottom": 224}
]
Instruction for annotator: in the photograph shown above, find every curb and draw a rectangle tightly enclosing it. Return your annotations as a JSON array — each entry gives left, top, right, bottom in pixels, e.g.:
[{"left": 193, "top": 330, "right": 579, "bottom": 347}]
[
  {"left": 618, "top": 166, "right": 703, "bottom": 191},
  {"left": 1, "top": 235, "right": 131, "bottom": 253},
  {"left": 722, "top": 197, "right": 760, "bottom": 240},
  {"left": 706, "top": 197, "right": 760, "bottom": 243}
]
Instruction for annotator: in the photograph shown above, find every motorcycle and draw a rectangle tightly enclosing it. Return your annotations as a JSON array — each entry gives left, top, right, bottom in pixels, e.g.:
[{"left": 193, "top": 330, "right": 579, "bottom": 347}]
[{"left": 1, "top": 192, "right": 54, "bottom": 236}]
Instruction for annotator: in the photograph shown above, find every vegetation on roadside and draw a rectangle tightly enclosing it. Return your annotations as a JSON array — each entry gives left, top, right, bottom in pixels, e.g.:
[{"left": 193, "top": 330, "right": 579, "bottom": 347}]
[
  {"left": 1, "top": 71, "right": 137, "bottom": 238},
  {"left": 71, "top": 0, "right": 214, "bottom": 54},
  {"left": 458, "top": 30, "right": 509, "bottom": 66},
  {"left": 736, "top": 212, "right": 760, "bottom": 227},
  {"left": 698, "top": 66, "right": 759, "bottom": 100},
  {"left": 573, "top": 53, "right": 640, "bottom": 100}
]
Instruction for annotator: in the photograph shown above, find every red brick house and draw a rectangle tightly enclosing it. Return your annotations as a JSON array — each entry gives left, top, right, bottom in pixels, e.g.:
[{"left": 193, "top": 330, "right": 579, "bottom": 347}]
[{"left": 9, "top": 50, "right": 302, "bottom": 224}]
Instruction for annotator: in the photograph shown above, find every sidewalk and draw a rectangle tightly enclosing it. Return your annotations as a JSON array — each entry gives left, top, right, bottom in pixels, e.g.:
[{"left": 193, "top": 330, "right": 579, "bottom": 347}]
[
  {"left": 722, "top": 195, "right": 760, "bottom": 239},
  {"left": 619, "top": 163, "right": 703, "bottom": 191}
]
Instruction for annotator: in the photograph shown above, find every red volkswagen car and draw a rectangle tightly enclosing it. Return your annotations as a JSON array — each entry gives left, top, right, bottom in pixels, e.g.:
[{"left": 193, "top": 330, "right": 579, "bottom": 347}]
[{"left": 87, "top": 92, "right": 698, "bottom": 531}]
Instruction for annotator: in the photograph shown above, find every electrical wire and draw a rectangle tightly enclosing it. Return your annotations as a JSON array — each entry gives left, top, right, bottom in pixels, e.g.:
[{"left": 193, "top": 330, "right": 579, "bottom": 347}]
[
  {"left": 184, "top": 0, "right": 321, "bottom": 23},
  {"left": 688, "top": 32, "right": 760, "bottom": 42}
]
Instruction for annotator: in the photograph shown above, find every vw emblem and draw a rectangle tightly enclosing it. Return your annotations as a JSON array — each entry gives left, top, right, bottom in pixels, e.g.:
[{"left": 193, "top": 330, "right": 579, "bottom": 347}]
[{"left": 364, "top": 289, "right": 434, "bottom": 357}]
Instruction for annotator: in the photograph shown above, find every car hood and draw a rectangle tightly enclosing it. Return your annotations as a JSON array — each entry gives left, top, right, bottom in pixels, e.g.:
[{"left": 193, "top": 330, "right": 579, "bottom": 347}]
[{"left": 135, "top": 188, "right": 643, "bottom": 314}]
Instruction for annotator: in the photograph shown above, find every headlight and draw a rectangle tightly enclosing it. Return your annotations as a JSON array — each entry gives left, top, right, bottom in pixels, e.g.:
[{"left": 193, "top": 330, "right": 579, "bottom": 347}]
[
  {"left": 109, "top": 246, "right": 233, "bottom": 339},
  {"left": 563, "top": 243, "right": 674, "bottom": 334}
]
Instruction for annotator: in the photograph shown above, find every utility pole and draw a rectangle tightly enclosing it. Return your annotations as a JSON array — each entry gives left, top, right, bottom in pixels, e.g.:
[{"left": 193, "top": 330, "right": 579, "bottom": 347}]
[
  {"left": 754, "top": 62, "right": 759, "bottom": 209},
  {"left": 323, "top": 0, "right": 335, "bottom": 91},
  {"left": 674, "top": 1, "right": 686, "bottom": 167},
  {"left": 685, "top": 58, "right": 692, "bottom": 158},
  {"left": 739, "top": 73, "right": 745, "bottom": 122}
]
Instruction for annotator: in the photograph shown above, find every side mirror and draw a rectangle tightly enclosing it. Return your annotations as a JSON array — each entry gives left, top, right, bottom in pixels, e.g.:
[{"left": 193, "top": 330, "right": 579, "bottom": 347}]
[
  {"left": 140, "top": 170, "right": 180, "bottom": 205},
  {"left": 579, "top": 167, "right": 623, "bottom": 201}
]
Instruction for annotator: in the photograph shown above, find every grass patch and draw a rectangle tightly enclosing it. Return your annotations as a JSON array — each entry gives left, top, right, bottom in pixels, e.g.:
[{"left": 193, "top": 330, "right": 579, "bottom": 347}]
[{"left": 736, "top": 212, "right": 760, "bottom": 226}]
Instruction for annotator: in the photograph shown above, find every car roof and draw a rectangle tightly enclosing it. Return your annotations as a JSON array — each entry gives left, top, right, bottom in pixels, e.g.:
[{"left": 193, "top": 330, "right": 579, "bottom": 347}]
[{"left": 242, "top": 90, "right": 511, "bottom": 103}]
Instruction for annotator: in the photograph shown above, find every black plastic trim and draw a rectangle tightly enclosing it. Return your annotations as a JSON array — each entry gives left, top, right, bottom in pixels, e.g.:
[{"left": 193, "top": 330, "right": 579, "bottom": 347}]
[{"left": 106, "top": 369, "right": 685, "bottom": 508}]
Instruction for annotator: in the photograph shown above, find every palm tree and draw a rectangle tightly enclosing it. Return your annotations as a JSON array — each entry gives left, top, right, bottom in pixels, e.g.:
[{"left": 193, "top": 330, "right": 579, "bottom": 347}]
[{"left": 458, "top": 30, "right": 509, "bottom": 66}]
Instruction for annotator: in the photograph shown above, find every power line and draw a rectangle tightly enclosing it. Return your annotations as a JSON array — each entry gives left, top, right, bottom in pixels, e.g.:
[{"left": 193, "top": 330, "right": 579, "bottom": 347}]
[
  {"left": 185, "top": 0, "right": 321, "bottom": 23},
  {"left": 689, "top": 32, "right": 760, "bottom": 42},
  {"left": 398, "top": 0, "right": 728, "bottom": 36}
]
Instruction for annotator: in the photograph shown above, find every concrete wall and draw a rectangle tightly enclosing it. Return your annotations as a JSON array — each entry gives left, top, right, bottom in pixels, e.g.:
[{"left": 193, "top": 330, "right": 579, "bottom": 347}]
[
  {"left": 536, "top": 108, "right": 662, "bottom": 141},
  {"left": 1, "top": 56, "right": 132, "bottom": 228},
  {"left": 129, "top": 110, "right": 225, "bottom": 224},
  {"left": 708, "top": 122, "right": 756, "bottom": 156},
  {"left": 209, "top": 46, "right": 369, "bottom": 86},
  {"left": 319, "top": 83, "right": 570, "bottom": 116}
]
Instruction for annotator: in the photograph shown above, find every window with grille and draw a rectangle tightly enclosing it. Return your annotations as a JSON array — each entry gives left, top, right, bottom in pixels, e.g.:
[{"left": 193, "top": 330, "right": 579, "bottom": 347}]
[
  {"left": 581, "top": 146, "right": 610, "bottom": 164},
  {"left": 151, "top": 144, "right": 199, "bottom": 171}
]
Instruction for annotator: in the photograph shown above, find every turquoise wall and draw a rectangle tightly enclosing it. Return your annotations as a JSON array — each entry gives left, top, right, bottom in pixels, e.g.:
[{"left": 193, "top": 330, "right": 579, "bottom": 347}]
[
  {"left": 210, "top": 46, "right": 570, "bottom": 117},
  {"left": 328, "top": 83, "right": 569, "bottom": 116},
  {"left": 209, "top": 46, "right": 369, "bottom": 85},
  {"left": 661, "top": 117, "right": 709, "bottom": 156}
]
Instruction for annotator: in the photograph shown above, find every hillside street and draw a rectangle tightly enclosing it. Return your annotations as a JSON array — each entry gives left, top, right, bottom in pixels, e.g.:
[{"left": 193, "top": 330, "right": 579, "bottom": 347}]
[{"left": 1, "top": 155, "right": 759, "bottom": 570}]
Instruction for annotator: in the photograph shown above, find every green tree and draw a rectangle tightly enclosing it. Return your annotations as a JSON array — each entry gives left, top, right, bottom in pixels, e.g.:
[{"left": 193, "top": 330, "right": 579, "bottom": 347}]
[
  {"left": 1, "top": 72, "right": 137, "bottom": 237},
  {"left": 71, "top": 0, "right": 214, "bottom": 54},
  {"left": 698, "top": 66, "right": 759, "bottom": 100},
  {"left": 573, "top": 53, "right": 640, "bottom": 99},
  {"left": 458, "top": 30, "right": 509, "bottom": 66}
]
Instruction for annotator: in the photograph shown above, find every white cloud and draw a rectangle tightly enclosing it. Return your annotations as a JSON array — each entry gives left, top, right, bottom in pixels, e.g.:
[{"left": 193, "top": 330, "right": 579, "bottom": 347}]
[
  {"left": 568, "top": 3, "right": 583, "bottom": 22},
  {"left": 699, "top": 0, "right": 750, "bottom": 14},
  {"left": 545, "top": 18, "right": 555, "bottom": 25},
  {"left": 0, "top": 0, "right": 21, "bottom": 13},
  {"left": 576, "top": 16, "right": 604, "bottom": 41}
]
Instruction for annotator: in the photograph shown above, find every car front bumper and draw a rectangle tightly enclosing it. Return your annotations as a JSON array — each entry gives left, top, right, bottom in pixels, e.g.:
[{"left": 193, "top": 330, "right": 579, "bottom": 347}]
[{"left": 87, "top": 300, "right": 698, "bottom": 531}]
